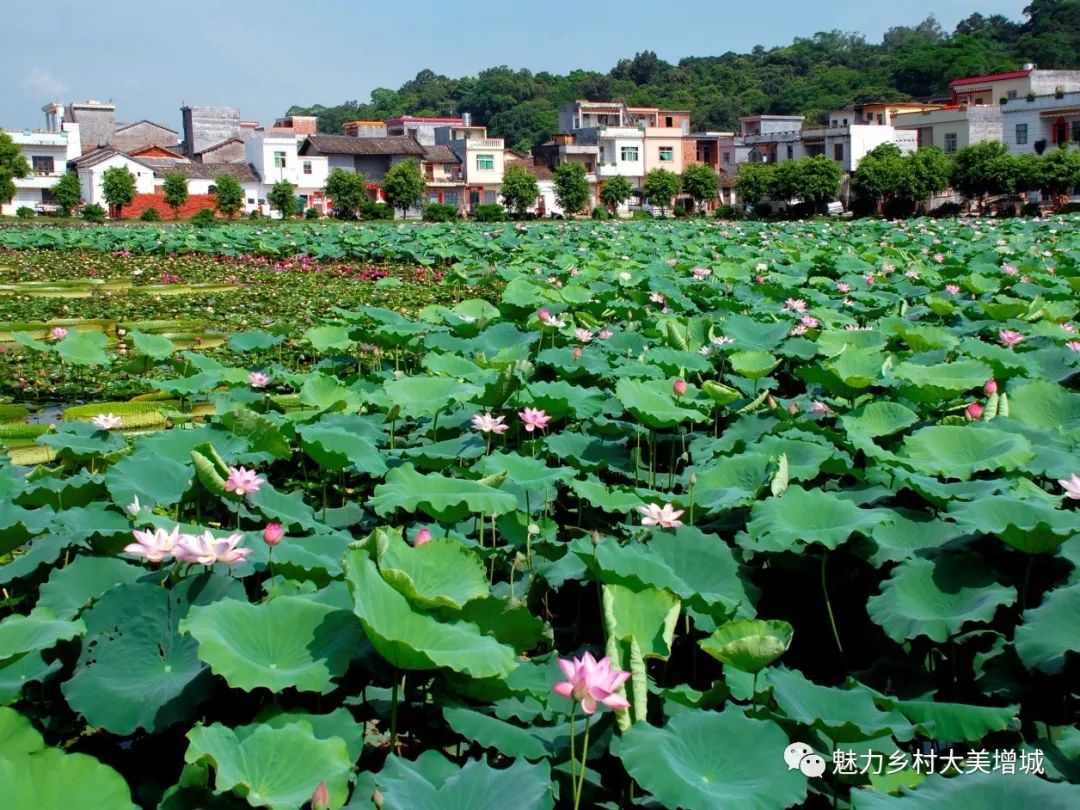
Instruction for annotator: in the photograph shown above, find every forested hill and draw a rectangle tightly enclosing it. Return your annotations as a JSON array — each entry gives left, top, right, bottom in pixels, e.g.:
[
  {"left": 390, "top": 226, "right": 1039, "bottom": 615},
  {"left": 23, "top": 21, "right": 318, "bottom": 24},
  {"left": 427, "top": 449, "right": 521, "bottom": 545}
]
[{"left": 287, "top": 1, "right": 1080, "bottom": 151}]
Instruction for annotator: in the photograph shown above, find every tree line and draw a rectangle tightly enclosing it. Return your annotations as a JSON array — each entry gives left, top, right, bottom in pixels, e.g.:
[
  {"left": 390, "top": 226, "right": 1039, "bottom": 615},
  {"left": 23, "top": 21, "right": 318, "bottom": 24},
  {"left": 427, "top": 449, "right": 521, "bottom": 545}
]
[{"left": 286, "top": 2, "right": 1079, "bottom": 151}]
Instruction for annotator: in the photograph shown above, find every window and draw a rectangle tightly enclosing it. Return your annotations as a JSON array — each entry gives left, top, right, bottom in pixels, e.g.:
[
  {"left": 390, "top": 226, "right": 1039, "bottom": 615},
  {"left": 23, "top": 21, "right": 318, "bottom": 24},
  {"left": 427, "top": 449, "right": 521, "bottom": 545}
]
[
  {"left": 443, "top": 163, "right": 457, "bottom": 174},
  {"left": 303, "top": 160, "right": 312, "bottom": 175},
  {"left": 620, "top": 146, "right": 639, "bottom": 162},
  {"left": 842, "top": 118, "right": 848, "bottom": 126},
  {"left": 484, "top": 191, "right": 497, "bottom": 204},
  {"left": 658, "top": 146, "right": 674, "bottom": 161},
  {"left": 1072, "top": 120, "right": 1080, "bottom": 143},
  {"left": 273, "top": 151, "right": 286, "bottom": 168},
  {"left": 1016, "top": 123, "right": 1028, "bottom": 145},
  {"left": 974, "top": 97, "right": 984, "bottom": 105},
  {"left": 258, "top": 199, "right": 266, "bottom": 205},
  {"left": 247, "top": 198, "right": 255, "bottom": 204},
  {"left": 31, "top": 156, "right": 54, "bottom": 174},
  {"left": 476, "top": 154, "right": 494, "bottom": 171},
  {"left": 665, "top": 116, "right": 673, "bottom": 127},
  {"left": 833, "top": 143, "right": 844, "bottom": 161},
  {"left": 786, "top": 145, "right": 793, "bottom": 160},
  {"left": 444, "top": 191, "right": 458, "bottom": 205},
  {"left": 1008, "top": 90, "right": 1018, "bottom": 100},
  {"left": 944, "top": 133, "right": 957, "bottom": 154},
  {"left": 722, "top": 151, "right": 731, "bottom": 164},
  {"left": 876, "top": 114, "right": 883, "bottom": 124}
]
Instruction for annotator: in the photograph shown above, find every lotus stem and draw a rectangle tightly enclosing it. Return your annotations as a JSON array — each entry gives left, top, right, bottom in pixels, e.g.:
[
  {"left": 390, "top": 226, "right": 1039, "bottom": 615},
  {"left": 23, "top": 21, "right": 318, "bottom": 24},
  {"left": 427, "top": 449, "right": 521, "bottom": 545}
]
[
  {"left": 821, "top": 552, "right": 844, "bottom": 660},
  {"left": 1020, "top": 556, "right": 1034, "bottom": 609},
  {"left": 390, "top": 674, "right": 400, "bottom": 753},
  {"left": 574, "top": 714, "right": 591, "bottom": 810},
  {"left": 568, "top": 707, "right": 577, "bottom": 795}
]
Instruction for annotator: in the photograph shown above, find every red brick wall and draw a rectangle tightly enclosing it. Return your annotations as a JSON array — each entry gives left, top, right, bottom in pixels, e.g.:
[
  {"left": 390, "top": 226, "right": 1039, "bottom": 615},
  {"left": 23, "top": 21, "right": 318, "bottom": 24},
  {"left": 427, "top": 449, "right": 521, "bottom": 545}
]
[{"left": 123, "top": 192, "right": 217, "bottom": 219}]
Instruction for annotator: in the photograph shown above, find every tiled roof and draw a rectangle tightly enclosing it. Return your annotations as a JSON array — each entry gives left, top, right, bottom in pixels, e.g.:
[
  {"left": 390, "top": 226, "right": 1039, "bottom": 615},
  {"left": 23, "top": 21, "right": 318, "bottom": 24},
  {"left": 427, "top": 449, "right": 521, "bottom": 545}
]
[
  {"left": 152, "top": 162, "right": 260, "bottom": 182},
  {"left": 113, "top": 119, "right": 178, "bottom": 135},
  {"left": 69, "top": 147, "right": 152, "bottom": 170},
  {"left": 196, "top": 138, "right": 244, "bottom": 156},
  {"left": 422, "top": 144, "right": 460, "bottom": 163},
  {"left": 951, "top": 70, "right": 1031, "bottom": 87},
  {"left": 301, "top": 135, "right": 426, "bottom": 156},
  {"left": 506, "top": 160, "right": 554, "bottom": 181}
]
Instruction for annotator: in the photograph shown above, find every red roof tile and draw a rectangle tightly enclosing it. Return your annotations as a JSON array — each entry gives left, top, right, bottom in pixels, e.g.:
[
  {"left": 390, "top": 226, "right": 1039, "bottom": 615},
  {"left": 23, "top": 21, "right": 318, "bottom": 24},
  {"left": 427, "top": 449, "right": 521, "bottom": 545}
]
[{"left": 951, "top": 70, "right": 1031, "bottom": 88}]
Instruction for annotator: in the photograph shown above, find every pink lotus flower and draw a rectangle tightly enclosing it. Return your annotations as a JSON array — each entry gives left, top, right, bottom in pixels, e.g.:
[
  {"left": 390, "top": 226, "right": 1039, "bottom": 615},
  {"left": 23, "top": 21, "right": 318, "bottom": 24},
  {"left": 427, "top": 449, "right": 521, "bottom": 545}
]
[
  {"left": 649, "top": 292, "right": 666, "bottom": 304},
  {"left": 575, "top": 328, "right": 594, "bottom": 343},
  {"left": 471, "top": 413, "right": 509, "bottom": 434},
  {"left": 519, "top": 407, "right": 551, "bottom": 432},
  {"left": 553, "top": 651, "right": 631, "bottom": 715},
  {"left": 998, "top": 330, "right": 1024, "bottom": 348},
  {"left": 572, "top": 346, "right": 582, "bottom": 360},
  {"left": 984, "top": 380, "right": 998, "bottom": 395},
  {"left": 124, "top": 526, "right": 181, "bottom": 562},
  {"left": 414, "top": 527, "right": 432, "bottom": 547},
  {"left": 933, "top": 253, "right": 945, "bottom": 263},
  {"left": 91, "top": 413, "right": 123, "bottom": 430},
  {"left": 1058, "top": 474, "right": 1080, "bottom": 500},
  {"left": 636, "top": 503, "right": 684, "bottom": 528},
  {"left": 783, "top": 298, "right": 807, "bottom": 313},
  {"left": 809, "top": 401, "right": 834, "bottom": 415},
  {"left": 598, "top": 329, "right": 613, "bottom": 340},
  {"left": 537, "top": 308, "right": 551, "bottom": 323},
  {"left": 311, "top": 782, "right": 330, "bottom": 810},
  {"left": 1061, "top": 323, "right": 1076, "bottom": 334},
  {"left": 800, "top": 315, "right": 819, "bottom": 329},
  {"left": 864, "top": 274, "right": 875, "bottom": 286},
  {"left": 965, "top": 402, "right": 984, "bottom": 420},
  {"left": 176, "top": 531, "right": 253, "bottom": 565},
  {"left": 263, "top": 523, "right": 284, "bottom": 547},
  {"left": 790, "top": 324, "right": 808, "bottom": 337},
  {"left": 50, "top": 327, "right": 68, "bottom": 341},
  {"left": 692, "top": 267, "right": 711, "bottom": 280},
  {"left": 1067, "top": 341, "right": 1080, "bottom": 353},
  {"left": 1002, "top": 264, "right": 1018, "bottom": 276},
  {"left": 945, "top": 284, "right": 961, "bottom": 295},
  {"left": 673, "top": 378, "right": 687, "bottom": 397},
  {"left": 249, "top": 371, "right": 270, "bottom": 388},
  {"left": 126, "top": 495, "right": 142, "bottom": 516},
  {"left": 225, "top": 466, "right": 264, "bottom": 497},
  {"left": 836, "top": 282, "right": 851, "bottom": 293}
]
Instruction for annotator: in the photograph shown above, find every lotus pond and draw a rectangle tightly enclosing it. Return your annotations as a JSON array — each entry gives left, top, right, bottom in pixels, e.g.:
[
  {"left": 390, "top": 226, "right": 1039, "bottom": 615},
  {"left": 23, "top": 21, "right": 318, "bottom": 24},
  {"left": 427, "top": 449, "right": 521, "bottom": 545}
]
[{"left": 0, "top": 218, "right": 1078, "bottom": 809}]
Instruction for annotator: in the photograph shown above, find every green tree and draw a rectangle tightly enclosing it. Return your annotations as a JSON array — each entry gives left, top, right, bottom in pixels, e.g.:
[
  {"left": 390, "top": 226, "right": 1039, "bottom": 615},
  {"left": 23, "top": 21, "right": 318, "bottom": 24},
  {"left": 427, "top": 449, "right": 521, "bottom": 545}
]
[
  {"left": 952, "top": 140, "right": 1013, "bottom": 206},
  {"left": 680, "top": 164, "right": 721, "bottom": 212},
  {"left": 908, "top": 146, "right": 952, "bottom": 201},
  {"left": 600, "top": 175, "right": 634, "bottom": 214},
  {"left": 268, "top": 180, "right": 297, "bottom": 219},
  {"left": 552, "top": 162, "right": 590, "bottom": 215},
  {"left": 162, "top": 173, "right": 189, "bottom": 219},
  {"left": 773, "top": 156, "right": 843, "bottom": 210},
  {"left": 324, "top": 168, "right": 368, "bottom": 219},
  {"left": 499, "top": 164, "right": 540, "bottom": 217},
  {"left": 1039, "top": 147, "right": 1080, "bottom": 202},
  {"left": 52, "top": 171, "right": 82, "bottom": 217},
  {"left": 735, "top": 163, "right": 776, "bottom": 205},
  {"left": 0, "top": 132, "right": 30, "bottom": 207},
  {"left": 642, "top": 168, "right": 681, "bottom": 216},
  {"left": 381, "top": 159, "right": 425, "bottom": 217},
  {"left": 102, "top": 166, "right": 137, "bottom": 218},
  {"left": 213, "top": 174, "right": 245, "bottom": 219},
  {"left": 851, "top": 144, "right": 911, "bottom": 210},
  {"left": 1011, "top": 153, "right": 1044, "bottom": 194}
]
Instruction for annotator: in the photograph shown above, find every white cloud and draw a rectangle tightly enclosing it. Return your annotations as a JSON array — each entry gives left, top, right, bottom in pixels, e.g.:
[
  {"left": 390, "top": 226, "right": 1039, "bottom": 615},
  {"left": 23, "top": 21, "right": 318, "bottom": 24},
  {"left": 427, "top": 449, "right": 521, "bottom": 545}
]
[{"left": 23, "top": 68, "right": 70, "bottom": 99}]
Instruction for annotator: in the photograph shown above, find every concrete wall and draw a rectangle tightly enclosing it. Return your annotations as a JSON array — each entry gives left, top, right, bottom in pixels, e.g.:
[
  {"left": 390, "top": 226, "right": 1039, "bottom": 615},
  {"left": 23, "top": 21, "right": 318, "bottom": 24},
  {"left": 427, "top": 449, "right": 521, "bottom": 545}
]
[
  {"left": 895, "top": 106, "right": 1003, "bottom": 153},
  {"left": 183, "top": 107, "right": 241, "bottom": 157},
  {"left": 77, "top": 154, "right": 156, "bottom": 208},
  {"left": 198, "top": 140, "right": 245, "bottom": 163},
  {"left": 597, "top": 134, "right": 645, "bottom": 181},
  {"left": 643, "top": 127, "right": 686, "bottom": 173},
  {"left": 67, "top": 103, "right": 116, "bottom": 153},
  {"left": 1002, "top": 91, "right": 1080, "bottom": 155},
  {"left": 111, "top": 122, "right": 178, "bottom": 153}
]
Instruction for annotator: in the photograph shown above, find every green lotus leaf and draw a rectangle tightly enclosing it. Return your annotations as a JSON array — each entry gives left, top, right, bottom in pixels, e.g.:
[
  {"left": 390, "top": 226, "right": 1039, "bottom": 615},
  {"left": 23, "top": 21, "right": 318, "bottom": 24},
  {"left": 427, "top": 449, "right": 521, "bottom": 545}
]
[
  {"left": 866, "top": 554, "right": 1016, "bottom": 643},
  {"left": 248, "top": 707, "right": 365, "bottom": 762},
  {"left": 129, "top": 330, "right": 176, "bottom": 359},
  {"left": 36, "top": 556, "right": 144, "bottom": 619},
  {"left": 888, "top": 698, "right": 1018, "bottom": 741},
  {"left": 617, "top": 706, "right": 807, "bottom": 810},
  {"left": 0, "top": 707, "right": 45, "bottom": 755},
  {"left": 0, "top": 609, "right": 84, "bottom": 662},
  {"left": 370, "top": 464, "right": 517, "bottom": 522},
  {"left": 841, "top": 402, "right": 920, "bottom": 440},
  {"left": 851, "top": 772, "right": 1080, "bottom": 809},
  {"left": 699, "top": 618, "right": 792, "bottom": 673},
  {"left": 376, "top": 755, "right": 551, "bottom": 810},
  {"left": 515, "top": 380, "right": 605, "bottom": 420},
  {"left": 690, "top": 453, "right": 770, "bottom": 512},
  {"left": 745, "top": 485, "right": 882, "bottom": 552},
  {"left": 867, "top": 514, "right": 965, "bottom": 565},
  {"left": 0, "top": 747, "right": 137, "bottom": 810},
  {"left": 947, "top": 496, "right": 1080, "bottom": 553},
  {"left": 0, "top": 651, "right": 62, "bottom": 704},
  {"left": 441, "top": 706, "right": 565, "bottom": 761},
  {"left": 891, "top": 359, "right": 991, "bottom": 394},
  {"left": 728, "top": 349, "right": 780, "bottom": 379},
  {"left": 181, "top": 595, "right": 362, "bottom": 694},
  {"left": 227, "top": 330, "right": 284, "bottom": 352},
  {"left": 379, "top": 535, "right": 489, "bottom": 611},
  {"left": 104, "top": 449, "right": 193, "bottom": 510},
  {"left": 1006, "top": 379, "right": 1080, "bottom": 437},
  {"left": 825, "top": 350, "right": 886, "bottom": 388},
  {"left": 702, "top": 380, "right": 742, "bottom": 405},
  {"left": 1014, "top": 581, "right": 1080, "bottom": 674},
  {"left": 383, "top": 376, "right": 481, "bottom": 418},
  {"left": 344, "top": 549, "right": 517, "bottom": 679},
  {"left": 297, "top": 424, "right": 387, "bottom": 476},
  {"left": 54, "top": 330, "right": 110, "bottom": 367},
  {"left": 248, "top": 484, "right": 321, "bottom": 532},
  {"left": 304, "top": 325, "right": 354, "bottom": 353},
  {"left": 298, "top": 374, "right": 365, "bottom": 411},
  {"left": 895, "top": 426, "right": 1034, "bottom": 480},
  {"left": 602, "top": 583, "right": 681, "bottom": 660},
  {"left": 615, "top": 378, "right": 708, "bottom": 429},
  {"left": 185, "top": 721, "right": 352, "bottom": 810}
]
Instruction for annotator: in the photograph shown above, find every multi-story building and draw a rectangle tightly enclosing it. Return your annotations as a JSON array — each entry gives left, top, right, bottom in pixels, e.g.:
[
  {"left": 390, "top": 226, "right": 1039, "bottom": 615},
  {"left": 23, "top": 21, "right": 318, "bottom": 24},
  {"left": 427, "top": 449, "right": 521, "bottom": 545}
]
[
  {"left": 1, "top": 107, "right": 82, "bottom": 215},
  {"left": 434, "top": 123, "right": 505, "bottom": 212},
  {"left": 1001, "top": 89, "right": 1080, "bottom": 156},
  {"left": 828, "top": 102, "right": 941, "bottom": 127},
  {"left": 684, "top": 131, "right": 742, "bottom": 206},
  {"left": 894, "top": 105, "right": 1003, "bottom": 154},
  {"left": 740, "top": 113, "right": 916, "bottom": 172},
  {"left": 950, "top": 65, "right": 1080, "bottom": 106},
  {"left": 420, "top": 144, "right": 465, "bottom": 209},
  {"left": 247, "top": 131, "right": 329, "bottom": 215},
  {"left": 387, "top": 115, "right": 465, "bottom": 146}
]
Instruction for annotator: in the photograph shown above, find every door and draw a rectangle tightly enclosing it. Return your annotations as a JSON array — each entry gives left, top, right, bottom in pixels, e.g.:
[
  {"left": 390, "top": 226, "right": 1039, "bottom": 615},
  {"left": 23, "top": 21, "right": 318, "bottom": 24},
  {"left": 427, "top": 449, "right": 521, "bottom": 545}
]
[{"left": 469, "top": 190, "right": 480, "bottom": 211}]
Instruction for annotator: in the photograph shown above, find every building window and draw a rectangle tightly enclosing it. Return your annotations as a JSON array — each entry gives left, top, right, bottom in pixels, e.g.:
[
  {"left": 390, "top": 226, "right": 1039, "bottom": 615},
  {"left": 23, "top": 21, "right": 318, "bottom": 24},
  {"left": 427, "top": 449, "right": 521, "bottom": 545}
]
[
  {"left": 665, "top": 116, "right": 673, "bottom": 127},
  {"left": 842, "top": 118, "right": 848, "bottom": 126},
  {"left": 974, "top": 97, "right": 984, "bottom": 105},
  {"left": 658, "top": 146, "right": 674, "bottom": 161},
  {"left": 786, "top": 145, "right": 793, "bottom": 160},
  {"left": 484, "top": 191, "right": 497, "bottom": 204},
  {"left": 247, "top": 198, "right": 255, "bottom": 204},
  {"left": 722, "top": 151, "right": 731, "bottom": 163},
  {"left": 1008, "top": 90, "right": 1018, "bottom": 100},
  {"left": 444, "top": 163, "right": 456, "bottom": 174},
  {"left": 31, "top": 156, "right": 54, "bottom": 174},
  {"left": 1072, "top": 120, "right": 1080, "bottom": 142},
  {"left": 833, "top": 143, "right": 844, "bottom": 161},
  {"left": 444, "top": 191, "right": 458, "bottom": 205},
  {"left": 876, "top": 114, "right": 883, "bottom": 124},
  {"left": 1016, "top": 124, "right": 1028, "bottom": 145},
  {"left": 944, "top": 133, "right": 957, "bottom": 154},
  {"left": 303, "top": 160, "right": 312, "bottom": 175},
  {"left": 273, "top": 151, "right": 286, "bottom": 168},
  {"left": 476, "top": 154, "right": 494, "bottom": 171},
  {"left": 620, "top": 146, "right": 639, "bottom": 162}
]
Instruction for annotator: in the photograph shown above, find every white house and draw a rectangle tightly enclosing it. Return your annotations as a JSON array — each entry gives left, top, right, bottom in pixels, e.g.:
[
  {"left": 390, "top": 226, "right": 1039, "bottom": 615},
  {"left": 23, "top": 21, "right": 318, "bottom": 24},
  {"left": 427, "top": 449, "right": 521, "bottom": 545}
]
[
  {"left": 245, "top": 130, "right": 329, "bottom": 215},
  {"left": 1001, "top": 90, "right": 1080, "bottom": 156},
  {"left": 1, "top": 102, "right": 83, "bottom": 215},
  {"left": 68, "top": 148, "right": 156, "bottom": 210},
  {"left": 894, "top": 105, "right": 1003, "bottom": 155}
]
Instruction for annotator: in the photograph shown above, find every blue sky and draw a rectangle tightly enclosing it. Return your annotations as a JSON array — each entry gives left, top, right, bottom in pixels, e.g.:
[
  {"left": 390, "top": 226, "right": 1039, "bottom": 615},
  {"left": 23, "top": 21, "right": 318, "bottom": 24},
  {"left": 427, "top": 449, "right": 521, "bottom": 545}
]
[{"left": 4, "top": 0, "right": 1028, "bottom": 132}]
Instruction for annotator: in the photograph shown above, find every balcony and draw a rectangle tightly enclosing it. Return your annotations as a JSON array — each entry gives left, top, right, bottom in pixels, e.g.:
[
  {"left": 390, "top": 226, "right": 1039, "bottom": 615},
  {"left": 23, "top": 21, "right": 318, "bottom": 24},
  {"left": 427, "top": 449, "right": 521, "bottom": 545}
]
[
  {"left": 598, "top": 163, "right": 641, "bottom": 178},
  {"left": 466, "top": 138, "right": 504, "bottom": 149},
  {"left": 596, "top": 126, "right": 644, "bottom": 139},
  {"left": 425, "top": 174, "right": 466, "bottom": 186}
]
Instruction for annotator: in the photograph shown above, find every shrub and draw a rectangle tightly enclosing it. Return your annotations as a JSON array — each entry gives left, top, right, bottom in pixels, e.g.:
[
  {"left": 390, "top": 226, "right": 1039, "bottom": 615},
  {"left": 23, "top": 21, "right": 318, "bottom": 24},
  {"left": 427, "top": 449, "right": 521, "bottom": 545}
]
[
  {"left": 191, "top": 208, "right": 216, "bottom": 228},
  {"left": 474, "top": 203, "right": 506, "bottom": 222},
  {"left": 82, "top": 203, "right": 106, "bottom": 223},
  {"left": 1021, "top": 201, "right": 1042, "bottom": 217},
  {"left": 714, "top": 204, "right": 744, "bottom": 220},
  {"left": 247, "top": 209, "right": 262, "bottom": 220},
  {"left": 752, "top": 202, "right": 773, "bottom": 220},
  {"left": 15, "top": 207, "right": 35, "bottom": 219},
  {"left": 672, "top": 206, "right": 690, "bottom": 218},
  {"left": 930, "top": 202, "right": 963, "bottom": 218},
  {"left": 305, "top": 207, "right": 320, "bottom": 220},
  {"left": 139, "top": 207, "right": 162, "bottom": 222},
  {"left": 996, "top": 204, "right": 1017, "bottom": 219},
  {"left": 359, "top": 200, "right": 394, "bottom": 221},
  {"left": 423, "top": 203, "right": 459, "bottom": 222},
  {"left": 1057, "top": 201, "right": 1080, "bottom": 214},
  {"left": 631, "top": 209, "right": 653, "bottom": 220},
  {"left": 591, "top": 206, "right": 608, "bottom": 220},
  {"left": 881, "top": 197, "right": 917, "bottom": 220}
]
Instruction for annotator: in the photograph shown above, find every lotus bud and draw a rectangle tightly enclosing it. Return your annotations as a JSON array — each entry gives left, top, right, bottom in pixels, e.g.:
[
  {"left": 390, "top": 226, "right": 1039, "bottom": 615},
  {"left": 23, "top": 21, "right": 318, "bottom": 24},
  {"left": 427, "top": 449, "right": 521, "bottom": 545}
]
[
  {"left": 572, "top": 347, "right": 582, "bottom": 360},
  {"left": 527, "top": 523, "right": 540, "bottom": 536},
  {"left": 414, "top": 527, "right": 432, "bottom": 547},
  {"left": 689, "top": 472, "right": 697, "bottom": 487},
  {"left": 373, "top": 788, "right": 384, "bottom": 810},
  {"left": 263, "top": 523, "right": 284, "bottom": 547},
  {"left": 984, "top": 379, "right": 998, "bottom": 395},
  {"left": 537, "top": 308, "right": 551, "bottom": 322},
  {"left": 965, "top": 402, "right": 984, "bottom": 420},
  {"left": 311, "top": 782, "right": 330, "bottom": 810},
  {"left": 591, "top": 530, "right": 602, "bottom": 546},
  {"left": 673, "top": 378, "right": 687, "bottom": 397},
  {"left": 788, "top": 402, "right": 800, "bottom": 415},
  {"left": 767, "top": 394, "right": 778, "bottom": 410}
]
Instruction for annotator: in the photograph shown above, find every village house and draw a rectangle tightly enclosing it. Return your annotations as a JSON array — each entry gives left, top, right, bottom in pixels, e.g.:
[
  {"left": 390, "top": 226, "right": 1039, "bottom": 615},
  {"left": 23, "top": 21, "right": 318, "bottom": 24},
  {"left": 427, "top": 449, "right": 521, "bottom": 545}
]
[
  {"left": 433, "top": 120, "right": 505, "bottom": 213},
  {"left": 0, "top": 103, "right": 82, "bottom": 215},
  {"left": 893, "top": 105, "right": 1003, "bottom": 154},
  {"left": 1001, "top": 89, "right": 1080, "bottom": 156},
  {"left": 949, "top": 65, "right": 1080, "bottom": 106}
]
